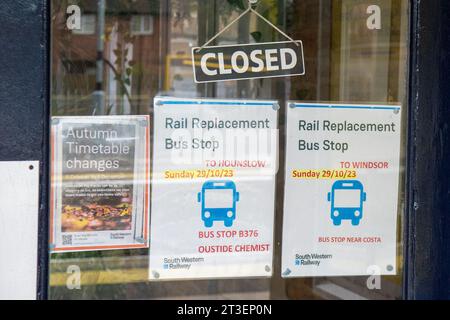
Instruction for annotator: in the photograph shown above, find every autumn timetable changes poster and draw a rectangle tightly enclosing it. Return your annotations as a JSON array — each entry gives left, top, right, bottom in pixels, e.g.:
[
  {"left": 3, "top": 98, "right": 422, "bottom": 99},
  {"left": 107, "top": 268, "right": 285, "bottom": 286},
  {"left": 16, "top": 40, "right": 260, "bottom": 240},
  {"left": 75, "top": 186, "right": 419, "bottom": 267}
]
[{"left": 50, "top": 116, "right": 150, "bottom": 252}]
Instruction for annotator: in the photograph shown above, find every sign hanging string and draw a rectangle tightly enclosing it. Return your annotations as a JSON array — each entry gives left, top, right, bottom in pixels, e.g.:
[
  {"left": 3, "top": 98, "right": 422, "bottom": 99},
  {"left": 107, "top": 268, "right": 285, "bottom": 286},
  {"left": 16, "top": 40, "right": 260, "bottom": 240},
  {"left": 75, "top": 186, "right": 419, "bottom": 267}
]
[{"left": 195, "top": 0, "right": 299, "bottom": 52}]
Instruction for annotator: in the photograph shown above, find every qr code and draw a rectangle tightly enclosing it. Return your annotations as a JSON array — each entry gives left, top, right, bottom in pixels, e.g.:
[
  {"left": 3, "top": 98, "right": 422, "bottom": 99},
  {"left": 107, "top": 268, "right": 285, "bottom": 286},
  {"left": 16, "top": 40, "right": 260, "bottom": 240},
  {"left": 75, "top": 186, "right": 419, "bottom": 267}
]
[{"left": 62, "top": 235, "right": 73, "bottom": 245}]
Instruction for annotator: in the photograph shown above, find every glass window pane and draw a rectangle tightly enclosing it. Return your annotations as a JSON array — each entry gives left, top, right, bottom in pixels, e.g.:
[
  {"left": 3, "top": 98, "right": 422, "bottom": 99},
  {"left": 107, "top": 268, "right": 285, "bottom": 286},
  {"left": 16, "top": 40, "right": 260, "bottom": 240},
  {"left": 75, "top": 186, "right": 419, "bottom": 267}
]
[{"left": 49, "top": 0, "right": 409, "bottom": 300}]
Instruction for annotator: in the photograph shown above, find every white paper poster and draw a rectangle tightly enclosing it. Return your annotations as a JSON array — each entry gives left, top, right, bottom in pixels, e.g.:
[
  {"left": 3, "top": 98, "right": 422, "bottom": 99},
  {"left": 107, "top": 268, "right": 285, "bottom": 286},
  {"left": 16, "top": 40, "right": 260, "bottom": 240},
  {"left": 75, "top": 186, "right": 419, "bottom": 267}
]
[
  {"left": 149, "top": 97, "right": 278, "bottom": 280},
  {"left": 282, "top": 103, "right": 402, "bottom": 277},
  {"left": 50, "top": 116, "right": 150, "bottom": 252}
]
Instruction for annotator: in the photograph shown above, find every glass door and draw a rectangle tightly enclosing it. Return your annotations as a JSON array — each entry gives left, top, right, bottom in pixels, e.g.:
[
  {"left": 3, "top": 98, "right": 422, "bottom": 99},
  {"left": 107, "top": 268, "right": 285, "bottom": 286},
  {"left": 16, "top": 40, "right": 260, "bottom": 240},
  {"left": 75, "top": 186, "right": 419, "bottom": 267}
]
[{"left": 49, "top": 0, "right": 409, "bottom": 300}]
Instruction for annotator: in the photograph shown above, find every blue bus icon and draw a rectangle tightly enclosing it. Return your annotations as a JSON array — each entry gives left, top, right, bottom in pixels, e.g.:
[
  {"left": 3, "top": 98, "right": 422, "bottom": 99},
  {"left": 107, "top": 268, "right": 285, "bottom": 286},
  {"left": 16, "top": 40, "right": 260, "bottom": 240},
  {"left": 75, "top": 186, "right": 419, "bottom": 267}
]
[
  {"left": 197, "top": 180, "right": 240, "bottom": 228},
  {"left": 327, "top": 180, "right": 367, "bottom": 226}
]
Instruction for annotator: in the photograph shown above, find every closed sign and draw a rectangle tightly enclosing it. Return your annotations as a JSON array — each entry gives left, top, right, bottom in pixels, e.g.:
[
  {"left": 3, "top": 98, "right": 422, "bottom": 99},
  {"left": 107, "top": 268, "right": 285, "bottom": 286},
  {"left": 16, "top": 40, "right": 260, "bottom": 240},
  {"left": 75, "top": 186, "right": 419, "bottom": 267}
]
[{"left": 192, "top": 41, "right": 305, "bottom": 83}]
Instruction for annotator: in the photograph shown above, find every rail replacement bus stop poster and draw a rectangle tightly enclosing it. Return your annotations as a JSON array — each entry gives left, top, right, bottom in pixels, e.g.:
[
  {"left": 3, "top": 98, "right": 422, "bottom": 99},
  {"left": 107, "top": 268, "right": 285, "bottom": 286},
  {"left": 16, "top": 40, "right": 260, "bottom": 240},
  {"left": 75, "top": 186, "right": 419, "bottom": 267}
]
[
  {"left": 282, "top": 103, "right": 402, "bottom": 278},
  {"left": 149, "top": 97, "right": 278, "bottom": 280},
  {"left": 50, "top": 116, "right": 150, "bottom": 252}
]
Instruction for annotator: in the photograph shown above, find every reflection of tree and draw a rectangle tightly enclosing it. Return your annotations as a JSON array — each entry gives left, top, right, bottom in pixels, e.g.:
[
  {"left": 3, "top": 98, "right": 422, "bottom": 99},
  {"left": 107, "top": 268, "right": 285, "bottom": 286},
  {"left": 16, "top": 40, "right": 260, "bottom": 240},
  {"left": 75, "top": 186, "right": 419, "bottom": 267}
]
[
  {"left": 104, "top": 14, "right": 134, "bottom": 115},
  {"left": 171, "top": 0, "right": 279, "bottom": 41}
]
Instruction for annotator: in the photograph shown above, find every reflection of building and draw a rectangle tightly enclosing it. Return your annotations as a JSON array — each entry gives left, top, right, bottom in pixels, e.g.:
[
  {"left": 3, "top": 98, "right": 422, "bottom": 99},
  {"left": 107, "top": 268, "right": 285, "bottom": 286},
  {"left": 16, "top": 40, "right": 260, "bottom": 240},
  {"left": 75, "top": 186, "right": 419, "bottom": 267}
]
[
  {"left": 288, "top": 0, "right": 408, "bottom": 103},
  {"left": 52, "top": 0, "right": 163, "bottom": 115}
]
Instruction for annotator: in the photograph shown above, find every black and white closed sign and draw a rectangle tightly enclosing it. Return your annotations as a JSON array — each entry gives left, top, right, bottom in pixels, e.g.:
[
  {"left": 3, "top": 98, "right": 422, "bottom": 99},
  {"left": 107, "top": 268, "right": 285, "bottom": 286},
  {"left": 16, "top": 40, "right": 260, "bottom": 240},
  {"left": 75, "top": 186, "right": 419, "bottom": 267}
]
[{"left": 191, "top": 41, "right": 305, "bottom": 83}]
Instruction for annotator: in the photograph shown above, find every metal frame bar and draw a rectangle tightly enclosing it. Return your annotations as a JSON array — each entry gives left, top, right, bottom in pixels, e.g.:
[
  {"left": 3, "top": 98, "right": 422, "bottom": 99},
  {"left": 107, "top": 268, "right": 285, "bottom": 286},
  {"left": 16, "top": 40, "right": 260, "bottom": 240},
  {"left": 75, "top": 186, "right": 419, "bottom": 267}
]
[
  {"left": 404, "top": 0, "right": 450, "bottom": 300},
  {"left": 38, "top": 0, "right": 51, "bottom": 301}
]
